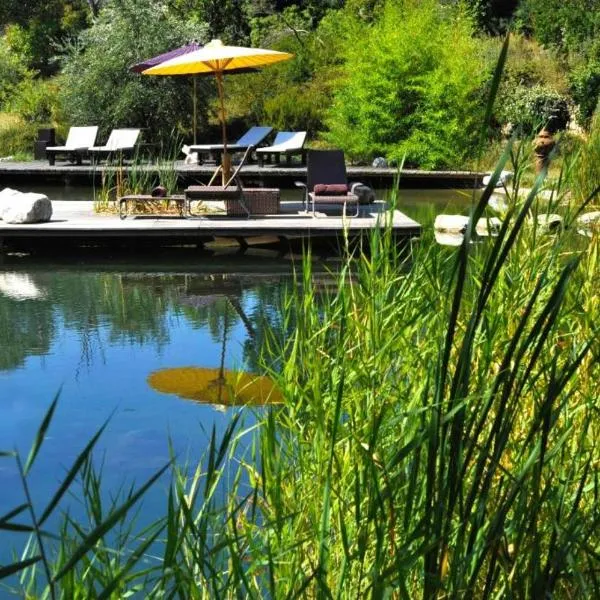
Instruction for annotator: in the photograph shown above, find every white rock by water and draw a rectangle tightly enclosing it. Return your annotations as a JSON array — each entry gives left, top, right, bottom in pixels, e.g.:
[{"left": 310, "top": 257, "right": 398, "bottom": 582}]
[
  {"left": 0, "top": 188, "right": 52, "bottom": 223},
  {"left": 476, "top": 216, "right": 502, "bottom": 237},
  {"left": 488, "top": 194, "right": 509, "bottom": 215},
  {"left": 434, "top": 214, "right": 469, "bottom": 234},
  {"left": 534, "top": 214, "right": 562, "bottom": 233},
  {"left": 482, "top": 170, "right": 513, "bottom": 188},
  {"left": 577, "top": 211, "right": 600, "bottom": 227}
]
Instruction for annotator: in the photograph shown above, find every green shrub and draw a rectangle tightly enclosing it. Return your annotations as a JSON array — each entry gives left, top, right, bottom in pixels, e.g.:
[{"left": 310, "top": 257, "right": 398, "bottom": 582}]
[
  {"left": 323, "top": 0, "right": 491, "bottom": 168},
  {"left": 7, "top": 77, "right": 60, "bottom": 125},
  {"left": 0, "top": 112, "right": 36, "bottom": 156},
  {"left": 516, "top": 0, "right": 599, "bottom": 56},
  {"left": 569, "top": 109, "right": 600, "bottom": 203},
  {"left": 499, "top": 84, "right": 570, "bottom": 135},
  {"left": 500, "top": 34, "right": 569, "bottom": 93},
  {"left": 569, "top": 60, "right": 600, "bottom": 129},
  {"left": 0, "top": 31, "right": 33, "bottom": 108}
]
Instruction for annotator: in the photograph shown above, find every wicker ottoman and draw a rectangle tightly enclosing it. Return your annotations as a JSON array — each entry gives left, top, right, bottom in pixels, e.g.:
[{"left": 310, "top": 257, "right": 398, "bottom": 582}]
[{"left": 226, "top": 188, "right": 280, "bottom": 216}]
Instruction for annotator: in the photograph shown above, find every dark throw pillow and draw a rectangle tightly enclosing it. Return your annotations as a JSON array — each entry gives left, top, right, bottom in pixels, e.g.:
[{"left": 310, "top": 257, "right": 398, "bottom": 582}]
[{"left": 313, "top": 183, "right": 348, "bottom": 196}]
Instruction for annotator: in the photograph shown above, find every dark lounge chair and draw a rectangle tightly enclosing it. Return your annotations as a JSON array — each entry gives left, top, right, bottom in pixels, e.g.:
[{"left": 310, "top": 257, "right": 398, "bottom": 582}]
[
  {"left": 188, "top": 126, "right": 273, "bottom": 164},
  {"left": 256, "top": 131, "right": 307, "bottom": 167},
  {"left": 295, "top": 149, "right": 360, "bottom": 217},
  {"left": 46, "top": 126, "right": 98, "bottom": 165}
]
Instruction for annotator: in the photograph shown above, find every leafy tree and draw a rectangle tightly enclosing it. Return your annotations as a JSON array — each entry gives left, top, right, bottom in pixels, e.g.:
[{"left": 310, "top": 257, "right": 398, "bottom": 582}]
[
  {"left": 226, "top": 5, "right": 342, "bottom": 135},
  {"left": 516, "top": 0, "right": 599, "bottom": 56},
  {"left": 516, "top": 0, "right": 600, "bottom": 129},
  {"left": 58, "top": 0, "right": 208, "bottom": 144},
  {"left": 0, "top": 32, "right": 33, "bottom": 108},
  {"left": 0, "top": 0, "right": 91, "bottom": 75},
  {"left": 325, "top": 0, "right": 490, "bottom": 168},
  {"left": 462, "top": 0, "right": 519, "bottom": 35}
]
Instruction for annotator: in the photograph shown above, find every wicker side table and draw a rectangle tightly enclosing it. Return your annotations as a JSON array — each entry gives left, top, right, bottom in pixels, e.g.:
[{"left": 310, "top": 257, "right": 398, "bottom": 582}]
[
  {"left": 184, "top": 187, "right": 280, "bottom": 217},
  {"left": 225, "top": 188, "right": 280, "bottom": 216}
]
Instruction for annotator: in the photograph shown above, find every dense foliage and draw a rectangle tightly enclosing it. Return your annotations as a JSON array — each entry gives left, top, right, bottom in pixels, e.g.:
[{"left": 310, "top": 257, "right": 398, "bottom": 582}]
[
  {"left": 57, "top": 0, "right": 207, "bottom": 144},
  {"left": 0, "top": 0, "right": 599, "bottom": 165},
  {"left": 324, "top": 0, "right": 487, "bottom": 168}
]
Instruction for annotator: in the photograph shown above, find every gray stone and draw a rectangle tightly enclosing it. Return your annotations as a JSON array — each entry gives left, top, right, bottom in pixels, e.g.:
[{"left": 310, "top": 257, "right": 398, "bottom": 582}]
[
  {"left": 0, "top": 189, "right": 52, "bottom": 223},
  {"left": 482, "top": 170, "right": 513, "bottom": 188},
  {"left": 350, "top": 182, "right": 376, "bottom": 205},
  {"left": 372, "top": 156, "right": 388, "bottom": 168},
  {"left": 434, "top": 214, "right": 469, "bottom": 234}
]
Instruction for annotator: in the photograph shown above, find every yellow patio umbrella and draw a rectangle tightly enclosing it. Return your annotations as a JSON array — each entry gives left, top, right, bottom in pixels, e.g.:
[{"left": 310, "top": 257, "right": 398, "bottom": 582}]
[
  {"left": 147, "top": 366, "right": 283, "bottom": 406},
  {"left": 143, "top": 39, "right": 293, "bottom": 183}
]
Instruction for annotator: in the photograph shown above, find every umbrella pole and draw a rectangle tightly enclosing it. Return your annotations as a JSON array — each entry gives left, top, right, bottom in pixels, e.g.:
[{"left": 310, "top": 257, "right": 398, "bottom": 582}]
[
  {"left": 193, "top": 76, "right": 197, "bottom": 145},
  {"left": 215, "top": 71, "right": 230, "bottom": 185}
]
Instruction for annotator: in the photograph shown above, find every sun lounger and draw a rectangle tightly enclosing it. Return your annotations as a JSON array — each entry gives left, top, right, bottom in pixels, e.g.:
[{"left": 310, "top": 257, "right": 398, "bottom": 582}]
[
  {"left": 46, "top": 126, "right": 98, "bottom": 166},
  {"left": 188, "top": 126, "right": 273, "bottom": 164},
  {"left": 256, "top": 131, "right": 307, "bottom": 167},
  {"left": 89, "top": 128, "right": 141, "bottom": 164},
  {"left": 295, "top": 149, "right": 360, "bottom": 217},
  {"left": 183, "top": 145, "right": 279, "bottom": 217}
]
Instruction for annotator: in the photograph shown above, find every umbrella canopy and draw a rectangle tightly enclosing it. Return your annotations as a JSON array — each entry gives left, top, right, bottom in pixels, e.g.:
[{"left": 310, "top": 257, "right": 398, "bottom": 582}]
[
  {"left": 130, "top": 42, "right": 202, "bottom": 73},
  {"left": 147, "top": 366, "right": 283, "bottom": 406},
  {"left": 143, "top": 39, "right": 293, "bottom": 181},
  {"left": 131, "top": 42, "right": 258, "bottom": 143}
]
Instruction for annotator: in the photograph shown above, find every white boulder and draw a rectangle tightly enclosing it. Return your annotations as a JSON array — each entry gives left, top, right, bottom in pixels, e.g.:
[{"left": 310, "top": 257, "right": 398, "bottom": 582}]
[
  {"left": 534, "top": 214, "right": 562, "bottom": 233},
  {"left": 488, "top": 194, "right": 509, "bottom": 215},
  {"left": 577, "top": 211, "right": 600, "bottom": 228},
  {"left": 0, "top": 188, "right": 52, "bottom": 223},
  {"left": 476, "top": 216, "right": 502, "bottom": 237},
  {"left": 434, "top": 214, "right": 469, "bottom": 234},
  {"left": 482, "top": 170, "right": 513, "bottom": 188}
]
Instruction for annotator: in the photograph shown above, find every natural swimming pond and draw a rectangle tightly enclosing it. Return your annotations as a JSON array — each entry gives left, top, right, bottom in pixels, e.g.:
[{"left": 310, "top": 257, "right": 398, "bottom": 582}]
[
  {"left": 0, "top": 256, "right": 312, "bottom": 562},
  {"left": 0, "top": 182, "right": 479, "bottom": 564}
]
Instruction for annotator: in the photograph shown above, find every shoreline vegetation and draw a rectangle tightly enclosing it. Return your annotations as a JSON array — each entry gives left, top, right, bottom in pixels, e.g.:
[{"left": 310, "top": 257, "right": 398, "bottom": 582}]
[
  {"left": 1, "top": 0, "right": 598, "bottom": 171},
  {"left": 1, "top": 133, "right": 599, "bottom": 595}
]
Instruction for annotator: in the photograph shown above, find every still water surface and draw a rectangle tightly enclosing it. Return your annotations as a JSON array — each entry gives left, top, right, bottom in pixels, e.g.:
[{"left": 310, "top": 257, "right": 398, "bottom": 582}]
[{"left": 0, "top": 257, "right": 300, "bottom": 560}]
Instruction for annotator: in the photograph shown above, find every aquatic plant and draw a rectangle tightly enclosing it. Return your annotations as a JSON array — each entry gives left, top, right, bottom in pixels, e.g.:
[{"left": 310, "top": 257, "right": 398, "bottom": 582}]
[
  {"left": 93, "top": 143, "right": 181, "bottom": 215},
  {"left": 3, "top": 140, "right": 599, "bottom": 596}
]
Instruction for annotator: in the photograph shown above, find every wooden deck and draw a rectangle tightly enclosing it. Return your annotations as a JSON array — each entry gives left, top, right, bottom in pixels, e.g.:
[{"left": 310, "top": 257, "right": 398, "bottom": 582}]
[
  {"left": 0, "top": 200, "right": 421, "bottom": 252},
  {"left": 0, "top": 159, "right": 485, "bottom": 189}
]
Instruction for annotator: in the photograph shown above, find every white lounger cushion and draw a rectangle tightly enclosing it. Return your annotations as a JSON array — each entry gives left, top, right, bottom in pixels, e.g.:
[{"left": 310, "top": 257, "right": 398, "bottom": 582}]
[
  {"left": 256, "top": 131, "right": 306, "bottom": 153},
  {"left": 46, "top": 126, "right": 98, "bottom": 151},
  {"left": 188, "top": 126, "right": 273, "bottom": 151},
  {"left": 89, "top": 128, "right": 140, "bottom": 151}
]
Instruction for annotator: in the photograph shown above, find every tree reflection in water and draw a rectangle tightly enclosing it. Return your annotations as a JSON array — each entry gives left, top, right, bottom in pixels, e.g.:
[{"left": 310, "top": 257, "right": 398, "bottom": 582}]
[{"left": 0, "top": 267, "right": 296, "bottom": 374}]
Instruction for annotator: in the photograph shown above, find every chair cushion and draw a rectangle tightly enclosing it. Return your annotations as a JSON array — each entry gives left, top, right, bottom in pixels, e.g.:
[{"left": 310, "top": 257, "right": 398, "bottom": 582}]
[
  {"left": 309, "top": 192, "right": 359, "bottom": 205},
  {"left": 313, "top": 183, "right": 348, "bottom": 196}
]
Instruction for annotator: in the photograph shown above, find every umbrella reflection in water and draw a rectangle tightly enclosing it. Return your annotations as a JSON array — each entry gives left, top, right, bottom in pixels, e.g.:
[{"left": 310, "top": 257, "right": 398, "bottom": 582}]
[{"left": 147, "top": 293, "right": 281, "bottom": 407}]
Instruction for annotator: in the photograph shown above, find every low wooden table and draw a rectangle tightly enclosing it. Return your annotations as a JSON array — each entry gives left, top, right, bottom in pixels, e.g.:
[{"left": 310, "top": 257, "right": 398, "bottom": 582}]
[{"left": 118, "top": 194, "right": 186, "bottom": 219}]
